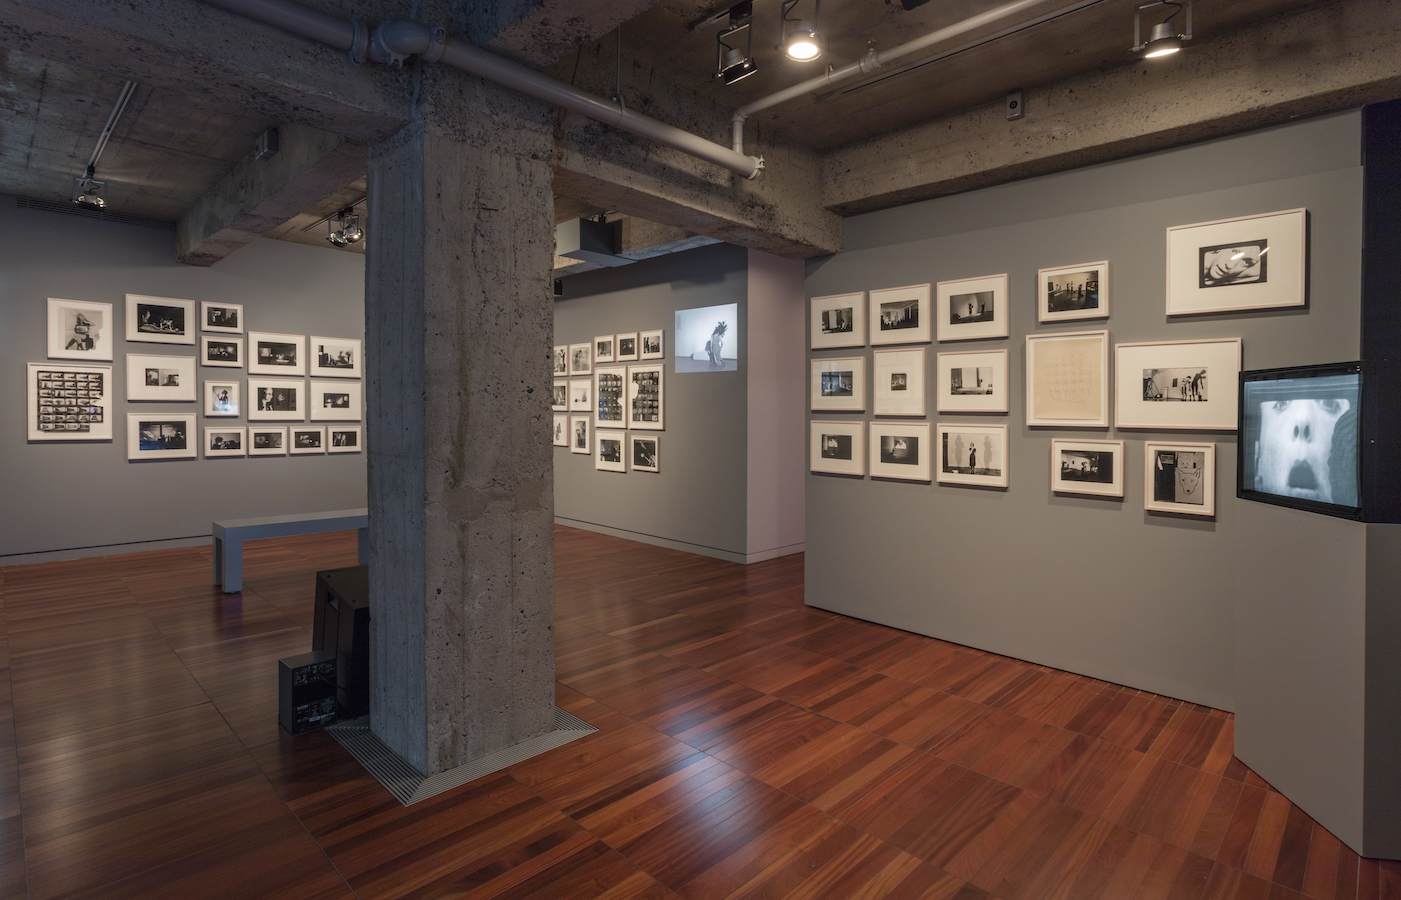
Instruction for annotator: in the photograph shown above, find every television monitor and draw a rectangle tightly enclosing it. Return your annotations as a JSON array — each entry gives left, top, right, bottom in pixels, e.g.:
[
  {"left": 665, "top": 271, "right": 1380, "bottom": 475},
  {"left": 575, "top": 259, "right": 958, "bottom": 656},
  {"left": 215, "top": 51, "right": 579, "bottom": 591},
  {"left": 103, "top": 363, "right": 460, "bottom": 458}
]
[{"left": 1238, "top": 361, "right": 1363, "bottom": 520}]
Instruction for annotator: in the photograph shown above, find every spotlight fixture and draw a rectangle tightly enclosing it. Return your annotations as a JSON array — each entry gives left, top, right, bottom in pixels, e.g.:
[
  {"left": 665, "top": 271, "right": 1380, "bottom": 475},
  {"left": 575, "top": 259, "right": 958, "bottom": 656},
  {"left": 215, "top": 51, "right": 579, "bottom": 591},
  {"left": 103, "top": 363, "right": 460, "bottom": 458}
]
[
  {"left": 780, "top": 0, "right": 822, "bottom": 62},
  {"left": 327, "top": 206, "right": 363, "bottom": 246},
  {"left": 1132, "top": 0, "right": 1191, "bottom": 58},
  {"left": 71, "top": 80, "right": 136, "bottom": 210},
  {"left": 715, "top": 2, "right": 758, "bottom": 85},
  {"left": 71, "top": 166, "right": 107, "bottom": 209}
]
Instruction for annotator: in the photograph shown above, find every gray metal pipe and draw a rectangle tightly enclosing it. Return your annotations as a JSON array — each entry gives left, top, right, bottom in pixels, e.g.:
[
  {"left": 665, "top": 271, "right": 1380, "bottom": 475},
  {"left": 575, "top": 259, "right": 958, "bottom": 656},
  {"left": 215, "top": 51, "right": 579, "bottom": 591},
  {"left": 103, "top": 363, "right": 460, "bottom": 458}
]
[{"left": 202, "top": 0, "right": 764, "bottom": 179}]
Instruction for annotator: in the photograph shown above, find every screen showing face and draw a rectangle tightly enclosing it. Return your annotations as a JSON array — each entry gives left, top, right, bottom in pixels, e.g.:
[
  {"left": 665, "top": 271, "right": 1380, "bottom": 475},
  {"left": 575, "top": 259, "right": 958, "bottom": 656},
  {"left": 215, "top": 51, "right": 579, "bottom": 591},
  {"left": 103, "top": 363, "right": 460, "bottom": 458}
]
[{"left": 1241, "top": 371, "right": 1360, "bottom": 511}]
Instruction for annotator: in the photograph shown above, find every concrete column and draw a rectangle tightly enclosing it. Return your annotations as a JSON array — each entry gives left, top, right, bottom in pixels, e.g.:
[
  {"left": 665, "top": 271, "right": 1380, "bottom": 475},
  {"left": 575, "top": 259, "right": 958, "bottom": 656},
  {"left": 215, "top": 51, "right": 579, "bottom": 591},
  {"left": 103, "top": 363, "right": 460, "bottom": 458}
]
[{"left": 365, "top": 63, "right": 556, "bottom": 775}]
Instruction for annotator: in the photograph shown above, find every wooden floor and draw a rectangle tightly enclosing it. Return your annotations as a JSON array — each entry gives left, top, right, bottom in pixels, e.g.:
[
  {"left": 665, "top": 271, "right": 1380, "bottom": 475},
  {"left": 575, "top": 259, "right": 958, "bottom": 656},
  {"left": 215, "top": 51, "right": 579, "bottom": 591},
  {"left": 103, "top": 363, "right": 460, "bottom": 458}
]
[{"left": 0, "top": 526, "right": 1397, "bottom": 900}]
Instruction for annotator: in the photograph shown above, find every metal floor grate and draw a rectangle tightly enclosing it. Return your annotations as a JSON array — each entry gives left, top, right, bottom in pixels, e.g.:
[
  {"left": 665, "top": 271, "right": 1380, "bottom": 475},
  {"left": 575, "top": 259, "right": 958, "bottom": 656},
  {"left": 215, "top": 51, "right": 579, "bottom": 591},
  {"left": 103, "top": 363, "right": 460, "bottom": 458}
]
[{"left": 326, "top": 707, "right": 597, "bottom": 806}]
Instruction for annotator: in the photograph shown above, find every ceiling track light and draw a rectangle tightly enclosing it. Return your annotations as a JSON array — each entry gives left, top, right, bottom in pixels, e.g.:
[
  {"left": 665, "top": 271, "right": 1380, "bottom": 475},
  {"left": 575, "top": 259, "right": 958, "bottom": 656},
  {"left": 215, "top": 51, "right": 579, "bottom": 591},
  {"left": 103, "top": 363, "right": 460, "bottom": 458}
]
[
  {"left": 780, "top": 0, "right": 823, "bottom": 62},
  {"left": 1132, "top": 0, "right": 1191, "bottom": 58},
  {"left": 715, "top": 2, "right": 758, "bottom": 85},
  {"left": 71, "top": 80, "right": 137, "bottom": 209},
  {"left": 322, "top": 204, "right": 364, "bottom": 247}
]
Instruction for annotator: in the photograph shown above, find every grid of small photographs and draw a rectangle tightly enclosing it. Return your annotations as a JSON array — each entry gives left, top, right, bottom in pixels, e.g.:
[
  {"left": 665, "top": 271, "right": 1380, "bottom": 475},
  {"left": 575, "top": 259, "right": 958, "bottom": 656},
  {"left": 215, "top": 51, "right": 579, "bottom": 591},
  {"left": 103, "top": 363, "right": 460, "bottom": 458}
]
[{"left": 554, "top": 326, "right": 666, "bottom": 475}]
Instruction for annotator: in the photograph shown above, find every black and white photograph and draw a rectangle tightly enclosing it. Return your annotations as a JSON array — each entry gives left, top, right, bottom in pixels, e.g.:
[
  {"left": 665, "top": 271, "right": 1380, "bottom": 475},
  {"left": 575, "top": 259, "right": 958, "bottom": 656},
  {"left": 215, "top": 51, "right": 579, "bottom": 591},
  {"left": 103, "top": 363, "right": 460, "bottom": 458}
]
[
  {"left": 127, "top": 413, "right": 197, "bottom": 460},
  {"left": 290, "top": 426, "right": 326, "bottom": 455},
  {"left": 1038, "top": 262, "right": 1108, "bottom": 323},
  {"left": 881, "top": 435, "right": 918, "bottom": 465},
  {"left": 201, "top": 302, "right": 243, "bottom": 334},
  {"left": 594, "top": 335, "right": 616, "bottom": 365},
  {"left": 936, "top": 349, "right": 1008, "bottom": 414},
  {"left": 248, "top": 331, "right": 305, "bottom": 375},
  {"left": 310, "top": 336, "right": 362, "bottom": 377},
  {"left": 1145, "top": 442, "right": 1215, "bottom": 515},
  {"left": 126, "top": 294, "right": 196, "bottom": 345},
  {"left": 595, "top": 431, "right": 626, "bottom": 472},
  {"left": 204, "top": 380, "right": 240, "bottom": 417},
  {"left": 810, "top": 420, "right": 865, "bottom": 476},
  {"left": 950, "top": 367, "right": 993, "bottom": 395},
  {"left": 201, "top": 336, "right": 243, "bottom": 368},
  {"left": 126, "top": 354, "right": 197, "bottom": 402},
  {"left": 631, "top": 435, "right": 660, "bottom": 473},
  {"left": 616, "top": 332, "right": 639, "bottom": 361},
  {"left": 570, "top": 415, "right": 590, "bottom": 455},
  {"left": 1051, "top": 439, "right": 1124, "bottom": 497},
  {"left": 1143, "top": 367, "right": 1207, "bottom": 402},
  {"left": 248, "top": 378, "right": 303, "bottom": 421},
  {"left": 640, "top": 330, "right": 665, "bottom": 359},
  {"left": 874, "top": 348, "right": 926, "bottom": 417},
  {"left": 627, "top": 364, "right": 665, "bottom": 430},
  {"left": 1115, "top": 339, "right": 1240, "bottom": 430},
  {"left": 27, "top": 363, "right": 113, "bottom": 441},
  {"left": 869, "top": 284, "right": 930, "bottom": 346},
  {"left": 868, "top": 422, "right": 930, "bottom": 481},
  {"left": 204, "top": 426, "right": 246, "bottom": 458},
  {"left": 1167, "top": 209, "right": 1305, "bottom": 315},
  {"left": 552, "top": 414, "right": 568, "bottom": 447},
  {"left": 553, "top": 344, "right": 569, "bottom": 375},
  {"left": 569, "top": 379, "right": 592, "bottom": 413},
  {"left": 552, "top": 380, "right": 568, "bottom": 412},
  {"left": 328, "top": 426, "right": 362, "bottom": 453},
  {"left": 249, "top": 427, "right": 287, "bottom": 456},
  {"left": 822, "top": 371, "right": 853, "bottom": 396},
  {"left": 310, "top": 380, "right": 362, "bottom": 421},
  {"left": 810, "top": 292, "right": 867, "bottom": 349},
  {"left": 674, "top": 304, "right": 738, "bottom": 372},
  {"left": 936, "top": 275, "right": 1008, "bottom": 342},
  {"left": 47, "top": 298, "right": 114, "bottom": 361},
  {"left": 936, "top": 423, "right": 1008, "bottom": 487},
  {"left": 811, "top": 357, "right": 865, "bottom": 412},
  {"left": 569, "top": 342, "right": 592, "bottom": 375},
  {"left": 596, "top": 367, "right": 626, "bottom": 428}
]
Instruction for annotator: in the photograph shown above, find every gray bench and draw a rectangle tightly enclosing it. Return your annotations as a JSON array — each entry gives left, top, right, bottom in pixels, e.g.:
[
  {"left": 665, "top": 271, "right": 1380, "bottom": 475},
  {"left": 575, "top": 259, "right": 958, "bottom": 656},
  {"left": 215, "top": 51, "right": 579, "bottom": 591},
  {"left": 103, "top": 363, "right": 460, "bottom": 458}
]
[{"left": 213, "top": 508, "right": 368, "bottom": 593}]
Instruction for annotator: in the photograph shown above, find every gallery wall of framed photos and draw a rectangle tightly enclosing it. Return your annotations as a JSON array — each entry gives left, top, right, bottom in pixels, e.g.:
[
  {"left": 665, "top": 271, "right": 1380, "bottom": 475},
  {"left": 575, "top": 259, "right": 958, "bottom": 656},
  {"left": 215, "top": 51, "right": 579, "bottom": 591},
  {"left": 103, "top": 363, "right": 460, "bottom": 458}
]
[{"left": 0, "top": 196, "right": 367, "bottom": 563}]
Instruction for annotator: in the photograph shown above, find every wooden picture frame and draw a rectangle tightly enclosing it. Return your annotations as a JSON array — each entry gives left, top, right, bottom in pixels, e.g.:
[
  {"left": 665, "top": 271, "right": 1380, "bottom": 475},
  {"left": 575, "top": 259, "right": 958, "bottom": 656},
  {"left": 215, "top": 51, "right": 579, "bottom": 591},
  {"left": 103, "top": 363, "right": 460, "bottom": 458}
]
[
  {"left": 639, "top": 330, "right": 665, "bottom": 360},
  {"left": 248, "top": 331, "right": 306, "bottom": 376},
  {"left": 595, "top": 430, "right": 626, "bottom": 472},
  {"left": 569, "top": 415, "right": 590, "bottom": 454},
  {"left": 290, "top": 425, "right": 326, "bottom": 455},
  {"left": 936, "top": 349, "right": 1008, "bottom": 414},
  {"left": 328, "top": 426, "right": 362, "bottom": 453},
  {"left": 811, "top": 292, "right": 867, "bottom": 349},
  {"left": 204, "top": 426, "right": 246, "bottom": 458},
  {"left": 204, "top": 380, "right": 240, "bottom": 417},
  {"left": 126, "top": 354, "right": 197, "bottom": 402},
  {"left": 569, "top": 342, "right": 592, "bottom": 375},
  {"left": 937, "top": 422, "right": 1009, "bottom": 488},
  {"left": 1145, "top": 441, "right": 1216, "bottom": 516},
  {"left": 869, "top": 284, "right": 931, "bottom": 346},
  {"left": 310, "top": 380, "right": 363, "bottom": 421},
  {"left": 937, "top": 274, "right": 1009, "bottom": 342},
  {"left": 248, "top": 426, "right": 287, "bottom": 456},
  {"left": 1025, "top": 330, "right": 1109, "bottom": 427},
  {"left": 631, "top": 434, "right": 660, "bottom": 472},
  {"left": 552, "top": 414, "right": 568, "bottom": 447},
  {"left": 616, "top": 332, "right": 639, "bottom": 361},
  {"left": 309, "top": 336, "right": 362, "bottom": 378},
  {"left": 594, "top": 335, "right": 616, "bottom": 365},
  {"left": 201, "top": 301, "right": 243, "bottom": 334},
  {"left": 553, "top": 345, "right": 569, "bottom": 376},
  {"left": 201, "top": 336, "right": 243, "bottom": 368},
  {"left": 127, "top": 413, "right": 197, "bottom": 460},
  {"left": 568, "top": 378, "right": 592, "bottom": 413},
  {"left": 1115, "top": 338, "right": 1241, "bottom": 430},
  {"left": 551, "top": 380, "right": 568, "bottom": 412},
  {"left": 873, "top": 348, "right": 926, "bottom": 417},
  {"left": 626, "top": 364, "right": 665, "bottom": 431},
  {"left": 869, "top": 421, "right": 931, "bottom": 482},
  {"left": 1166, "top": 208, "right": 1307, "bottom": 315},
  {"left": 1038, "top": 261, "right": 1108, "bottom": 323},
  {"left": 47, "top": 298, "right": 114, "bottom": 361},
  {"left": 27, "top": 362, "right": 113, "bottom": 441},
  {"left": 126, "top": 294, "right": 195, "bottom": 345},
  {"left": 811, "top": 357, "right": 866, "bottom": 412},
  {"left": 595, "top": 366, "right": 628, "bottom": 430},
  {"left": 1051, "top": 439, "right": 1124, "bottom": 497},
  {"left": 247, "top": 377, "right": 305, "bottom": 421},
  {"left": 810, "top": 420, "right": 865, "bottom": 476}
]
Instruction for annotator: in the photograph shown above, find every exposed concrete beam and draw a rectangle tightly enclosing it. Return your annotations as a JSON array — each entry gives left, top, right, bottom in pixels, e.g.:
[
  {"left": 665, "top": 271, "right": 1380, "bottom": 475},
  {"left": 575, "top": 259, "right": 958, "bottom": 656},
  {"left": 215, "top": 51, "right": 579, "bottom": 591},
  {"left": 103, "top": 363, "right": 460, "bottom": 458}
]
[
  {"left": 823, "top": 0, "right": 1401, "bottom": 216},
  {"left": 177, "top": 123, "right": 366, "bottom": 266},
  {"left": 467, "top": 0, "right": 667, "bottom": 67},
  {"left": 615, "top": 215, "right": 720, "bottom": 261}
]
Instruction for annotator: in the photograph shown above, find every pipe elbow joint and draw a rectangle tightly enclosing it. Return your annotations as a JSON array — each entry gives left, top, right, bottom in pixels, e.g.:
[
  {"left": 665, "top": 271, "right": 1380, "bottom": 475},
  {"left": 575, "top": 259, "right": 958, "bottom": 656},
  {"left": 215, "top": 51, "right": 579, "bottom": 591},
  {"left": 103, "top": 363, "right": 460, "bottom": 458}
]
[{"left": 370, "top": 20, "right": 442, "bottom": 66}]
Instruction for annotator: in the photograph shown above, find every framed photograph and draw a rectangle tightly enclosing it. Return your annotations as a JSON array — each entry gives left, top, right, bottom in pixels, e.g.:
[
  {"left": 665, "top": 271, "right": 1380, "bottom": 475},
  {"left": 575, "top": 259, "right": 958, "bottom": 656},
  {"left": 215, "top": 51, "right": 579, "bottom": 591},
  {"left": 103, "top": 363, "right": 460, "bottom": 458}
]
[
  {"left": 1145, "top": 441, "right": 1216, "bottom": 516},
  {"left": 869, "top": 284, "right": 930, "bottom": 346},
  {"left": 869, "top": 422, "right": 931, "bottom": 482},
  {"left": 568, "top": 378, "right": 592, "bottom": 413},
  {"left": 569, "top": 342, "right": 592, "bottom": 375},
  {"left": 873, "top": 348, "right": 926, "bottom": 417},
  {"left": 616, "top": 333, "right": 639, "bottom": 361},
  {"left": 595, "top": 366, "right": 627, "bottom": 429},
  {"left": 309, "top": 336, "right": 362, "bottom": 378},
  {"left": 1039, "top": 261, "right": 1108, "bottom": 323},
  {"left": 47, "top": 298, "right": 114, "bottom": 360},
  {"left": 631, "top": 435, "right": 660, "bottom": 472},
  {"left": 201, "top": 302, "right": 243, "bottom": 334},
  {"left": 937, "top": 274, "right": 1008, "bottom": 342},
  {"left": 1167, "top": 208, "right": 1306, "bottom": 315},
  {"left": 595, "top": 430, "right": 626, "bottom": 472},
  {"left": 594, "top": 335, "right": 616, "bottom": 365},
  {"left": 627, "top": 364, "right": 665, "bottom": 431},
  {"left": 570, "top": 416, "right": 590, "bottom": 454},
  {"left": 248, "top": 332, "right": 305, "bottom": 376},
  {"left": 552, "top": 345, "right": 569, "bottom": 376},
  {"left": 937, "top": 422, "right": 1008, "bottom": 488},
  {"left": 811, "top": 357, "right": 866, "bottom": 412},
  {"left": 328, "top": 426, "right": 362, "bottom": 453},
  {"left": 204, "top": 380, "right": 240, "bottom": 417},
  {"left": 551, "top": 380, "right": 568, "bottom": 412},
  {"left": 1115, "top": 338, "right": 1241, "bottom": 430},
  {"left": 201, "top": 336, "right": 243, "bottom": 368},
  {"left": 126, "top": 294, "right": 195, "bottom": 345},
  {"left": 204, "top": 426, "right": 246, "bottom": 458},
  {"left": 810, "top": 420, "right": 865, "bottom": 476},
  {"left": 1051, "top": 439, "right": 1124, "bottom": 497},
  {"left": 27, "top": 363, "right": 112, "bottom": 441},
  {"left": 249, "top": 426, "right": 287, "bottom": 456},
  {"left": 936, "top": 349, "right": 1008, "bottom": 413},
  {"left": 811, "top": 292, "right": 867, "bottom": 349},
  {"left": 1025, "top": 330, "right": 1109, "bottom": 427},
  {"left": 552, "top": 414, "right": 569, "bottom": 447},
  {"left": 640, "top": 330, "right": 665, "bottom": 360},
  {"left": 290, "top": 425, "right": 326, "bottom": 455},
  {"left": 675, "top": 304, "right": 738, "bottom": 372},
  {"left": 127, "top": 413, "right": 196, "bottom": 460},
  {"left": 126, "top": 354, "right": 197, "bottom": 402},
  {"left": 248, "top": 378, "right": 304, "bottom": 421},
  {"left": 310, "top": 380, "right": 362, "bottom": 421}
]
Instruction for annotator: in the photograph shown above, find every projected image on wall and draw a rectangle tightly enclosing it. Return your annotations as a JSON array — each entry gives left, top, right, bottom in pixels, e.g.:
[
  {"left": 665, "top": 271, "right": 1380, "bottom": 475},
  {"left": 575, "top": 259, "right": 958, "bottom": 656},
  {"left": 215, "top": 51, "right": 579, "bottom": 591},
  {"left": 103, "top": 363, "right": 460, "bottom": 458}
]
[{"left": 675, "top": 303, "right": 739, "bottom": 373}]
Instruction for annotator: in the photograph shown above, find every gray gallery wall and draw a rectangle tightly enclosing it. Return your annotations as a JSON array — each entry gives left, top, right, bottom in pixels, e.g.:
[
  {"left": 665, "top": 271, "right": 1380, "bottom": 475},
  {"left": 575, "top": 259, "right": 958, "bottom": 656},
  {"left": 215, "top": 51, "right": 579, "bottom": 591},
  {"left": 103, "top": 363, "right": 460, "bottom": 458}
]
[
  {"left": 553, "top": 242, "right": 750, "bottom": 561},
  {"left": 0, "top": 196, "right": 368, "bottom": 563},
  {"left": 804, "top": 110, "right": 1365, "bottom": 714}
]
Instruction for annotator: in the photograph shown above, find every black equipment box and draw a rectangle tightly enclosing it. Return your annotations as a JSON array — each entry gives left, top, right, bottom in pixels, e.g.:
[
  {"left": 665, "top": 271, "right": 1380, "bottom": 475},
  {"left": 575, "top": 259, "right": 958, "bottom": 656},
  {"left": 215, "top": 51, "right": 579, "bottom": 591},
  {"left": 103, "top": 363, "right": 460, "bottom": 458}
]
[
  {"left": 278, "top": 651, "right": 337, "bottom": 734},
  {"left": 313, "top": 564, "right": 370, "bottom": 717}
]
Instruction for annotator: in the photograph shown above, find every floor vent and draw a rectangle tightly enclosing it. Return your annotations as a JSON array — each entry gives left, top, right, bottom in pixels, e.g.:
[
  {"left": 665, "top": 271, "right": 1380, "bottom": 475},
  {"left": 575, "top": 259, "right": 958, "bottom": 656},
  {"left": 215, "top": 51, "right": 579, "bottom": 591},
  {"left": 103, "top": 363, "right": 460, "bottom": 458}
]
[
  {"left": 327, "top": 707, "right": 597, "bottom": 806},
  {"left": 16, "top": 196, "right": 176, "bottom": 230}
]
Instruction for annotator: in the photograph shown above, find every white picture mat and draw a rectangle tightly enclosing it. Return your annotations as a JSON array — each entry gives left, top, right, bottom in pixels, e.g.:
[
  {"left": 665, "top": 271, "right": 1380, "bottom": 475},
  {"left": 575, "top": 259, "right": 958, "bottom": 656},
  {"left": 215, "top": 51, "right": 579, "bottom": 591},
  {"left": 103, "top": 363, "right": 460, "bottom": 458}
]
[
  {"left": 936, "top": 422, "right": 1009, "bottom": 487},
  {"left": 569, "top": 416, "right": 590, "bottom": 454},
  {"left": 201, "top": 301, "right": 243, "bottom": 334},
  {"left": 204, "top": 380, "right": 240, "bottom": 417},
  {"left": 569, "top": 343, "right": 592, "bottom": 375},
  {"left": 869, "top": 284, "right": 930, "bottom": 346},
  {"left": 310, "top": 380, "right": 363, "bottom": 421},
  {"left": 248, "top": 378, "right": 305, "bottom": 421},
  {"left": 1144, "top": 441, "right": 1217, "bottom": 516},
  {"left": 126, "top": 294, "right": 195, "bottom": 345},
  {"left": 552, "top": 414, "right": 568, "bottom": 446},
  {"left": 1025, "top": 330, "right": 1109, "bottom": 427},
  {"left": 1115, "top": 338, "right": 1241, "bottom": 430},
  {"left": 248, "top": 427, "right": 287, "bottom": 456},
  {"left": 626, "top": 364, "right": 665, "bottom": 431},
  {"left": 1038, "top": 262, "right": 1109, "bottom": 323},
  {"left": 631, "top": 434, "right": 660, "bottom": 472},
  {"left": 936, "top": 349, "right": 1008, "bottom": 413},
  {"left": 290, "top": 426, "right": 326, "bottom": 454},
  {"left": 873, "top": 348, "right": 926, "bottom": 417},
  {"left": 328, "top": 426, "right": 362, "bottom": 453},
  {"left": 594, "top": 429, "right": 626, "bottom": 472},
  {"left": 1166, "top": 208, "right": 1306, "bottom": 315},
  {"left": 126, "top": 354, "right": 197, "bottom": 402},
  {"left": 47, "top": 298, "right": 114, "bottom": 361},
  {"left": 937, "top": 274, "right": 1009, "bottom": 342},
  {"left": 639, "top": 330, "right": 665, "bottom": 359},
  {"left": 616, "top": 333, "right": 639, "bottom": 361},
  {"left": 811, "top": 292, "right": 867, "bottom": 349},
  {"left": 594, "top": 335, "right": 616, "bottom": 364},
  {"left": 869, "top": 422, "right": 931, "bottom": 481},
  {"left": 201, "top": 336, "right": 243, "bottom": 368},
  {"left": 248, "top": 331, "right": 306, "bottom": 376},
  {"left": 309, "top": 336, "right": 362, "bottom": 377},
  {"left": 553, "top": 345, "right": 569, "bottom": 375},
  {"left": 204, "top": 426, "right": 246, "bottom": 458},
  {"left": 27, "top": 362, "right": 113, "bottom": 441},
  {"left": 1051, "top": 439, "right": 1124, "bottom": 497},
  {"left": 568, "top": 379, "right": 592, "bottom": 412},
  {"left": 810, "top": 420, "right": 865, "bottom": 476},
  {"left": 127, "top": 413, "right": 197, "bottom": 460},
  {"left": 551, "top": 380, "right": 568, "bottom": 412},
  {"left": 594, "top": 366, "right": 628, "bottom": 429},
  {"left": 811, "top": 357, "right": 866, "bottom": 412}
]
